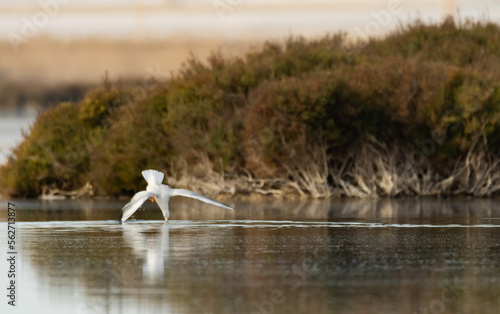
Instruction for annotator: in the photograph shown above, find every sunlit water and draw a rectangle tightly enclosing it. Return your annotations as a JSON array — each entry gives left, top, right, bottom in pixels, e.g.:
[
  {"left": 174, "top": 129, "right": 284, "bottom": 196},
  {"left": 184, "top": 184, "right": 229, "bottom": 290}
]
[
  {"left": 0, "top": 111, "right": 37, "bottom": 165},
  {"left": 1, "top": 199, "right": 500, "bottom": 313}
]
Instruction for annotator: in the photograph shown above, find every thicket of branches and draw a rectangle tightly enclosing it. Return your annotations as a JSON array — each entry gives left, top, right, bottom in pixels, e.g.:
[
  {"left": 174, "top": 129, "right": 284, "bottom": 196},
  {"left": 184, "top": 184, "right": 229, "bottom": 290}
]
[{"left": 3, "top": 18, "right": 500, "bottom": 198}]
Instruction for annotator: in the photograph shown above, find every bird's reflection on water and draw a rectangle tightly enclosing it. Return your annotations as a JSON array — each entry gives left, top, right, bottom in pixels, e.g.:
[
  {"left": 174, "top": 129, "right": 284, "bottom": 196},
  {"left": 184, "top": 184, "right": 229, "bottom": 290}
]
[{"left": 122, "top": 223, "right": 170, "bottom": 285}]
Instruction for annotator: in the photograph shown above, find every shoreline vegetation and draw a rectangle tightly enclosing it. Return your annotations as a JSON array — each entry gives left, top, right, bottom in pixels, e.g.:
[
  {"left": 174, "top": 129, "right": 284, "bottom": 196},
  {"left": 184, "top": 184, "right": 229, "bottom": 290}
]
[{"left": 3, "top": 17, "right": 500, "bottom": 199}]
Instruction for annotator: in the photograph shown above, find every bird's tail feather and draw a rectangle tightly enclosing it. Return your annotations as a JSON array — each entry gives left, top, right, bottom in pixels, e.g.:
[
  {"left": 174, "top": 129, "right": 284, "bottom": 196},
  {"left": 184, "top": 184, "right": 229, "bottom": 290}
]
[{"left": 142, "top": 169, "right": 164, "bottom": 185}]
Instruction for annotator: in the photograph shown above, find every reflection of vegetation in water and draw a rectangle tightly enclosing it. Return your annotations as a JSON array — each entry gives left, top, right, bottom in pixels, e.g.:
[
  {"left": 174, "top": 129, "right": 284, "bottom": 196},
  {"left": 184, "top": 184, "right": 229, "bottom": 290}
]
[
  {"left": 3, "top": 18, "right": 500, "bottom": 198},
  {"left": 19, "top": 220, "right": 500, "bottom": 313},
  {"left": 21, "top": 224, "right": 251, "bottom": 313}
]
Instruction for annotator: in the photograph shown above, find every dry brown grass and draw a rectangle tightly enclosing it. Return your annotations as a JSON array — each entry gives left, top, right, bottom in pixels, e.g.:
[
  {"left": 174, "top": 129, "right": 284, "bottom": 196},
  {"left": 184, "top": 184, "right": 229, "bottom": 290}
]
[
  {"left": 0, "top": 35, "right": 257, "bottom": 89},
  {"left": 0, "top": 35, "right": 257, "bottom": 109},
  {"left": 162, "top": 141, "right": 500, "bottom": 200}
]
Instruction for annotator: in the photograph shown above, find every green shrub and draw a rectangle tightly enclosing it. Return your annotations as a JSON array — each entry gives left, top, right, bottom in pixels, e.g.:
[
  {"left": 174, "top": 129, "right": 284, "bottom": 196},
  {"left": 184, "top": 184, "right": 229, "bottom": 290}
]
[{"left": 3, "top": 18, "right": 500, "bottom": 197}]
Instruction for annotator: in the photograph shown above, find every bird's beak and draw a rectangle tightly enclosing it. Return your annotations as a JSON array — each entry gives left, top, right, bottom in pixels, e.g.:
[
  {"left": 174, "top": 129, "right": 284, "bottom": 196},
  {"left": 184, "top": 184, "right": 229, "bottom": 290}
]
[{"left": 151, "top": 196, "right": 155, "bottom": 203}]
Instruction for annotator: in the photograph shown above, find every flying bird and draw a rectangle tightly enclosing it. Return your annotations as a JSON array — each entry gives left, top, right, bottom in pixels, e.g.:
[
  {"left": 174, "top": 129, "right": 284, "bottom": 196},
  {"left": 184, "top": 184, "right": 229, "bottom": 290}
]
[{"left": 120, "top": 169, "right": 233, "bottom": 222}]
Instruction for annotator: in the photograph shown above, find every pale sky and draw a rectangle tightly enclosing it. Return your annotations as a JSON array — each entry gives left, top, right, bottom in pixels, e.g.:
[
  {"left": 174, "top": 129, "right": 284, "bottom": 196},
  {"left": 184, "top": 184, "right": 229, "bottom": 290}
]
[{"left": 1, "top": 0, "right": 499, "bottom": 40}]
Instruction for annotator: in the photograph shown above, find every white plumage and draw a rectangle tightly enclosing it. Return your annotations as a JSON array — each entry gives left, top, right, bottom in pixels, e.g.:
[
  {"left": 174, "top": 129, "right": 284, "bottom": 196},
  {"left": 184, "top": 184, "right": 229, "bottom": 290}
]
[
  {"left": 142, "top": 169, "right": 164, "bottom": 186},
  {"left": 120, "top": 169, "right": 233, "bottom": 222}
]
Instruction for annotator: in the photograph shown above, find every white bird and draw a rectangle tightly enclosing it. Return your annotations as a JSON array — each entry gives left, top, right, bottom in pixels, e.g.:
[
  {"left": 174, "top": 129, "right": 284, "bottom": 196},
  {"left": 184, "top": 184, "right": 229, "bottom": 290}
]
[{"left": 120, "top": 169, "right": 233, "bottom": 222}]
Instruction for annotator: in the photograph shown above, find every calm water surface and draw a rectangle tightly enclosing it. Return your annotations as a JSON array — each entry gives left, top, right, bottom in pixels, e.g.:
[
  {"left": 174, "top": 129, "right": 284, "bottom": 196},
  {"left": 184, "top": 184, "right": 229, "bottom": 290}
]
[
  {"left": 0, "top": 112, "right": 37, "bottom": 165},
  {"left": 1, "top": 199, "right": 500, "bottom": 313}
]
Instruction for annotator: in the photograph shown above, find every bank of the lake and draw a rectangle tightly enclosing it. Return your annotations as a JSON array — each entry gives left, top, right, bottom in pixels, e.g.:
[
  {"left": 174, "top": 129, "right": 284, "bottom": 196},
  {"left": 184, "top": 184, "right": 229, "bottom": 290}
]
[{"left": 2, "top": 18, "right": 500, "bottom": 199}]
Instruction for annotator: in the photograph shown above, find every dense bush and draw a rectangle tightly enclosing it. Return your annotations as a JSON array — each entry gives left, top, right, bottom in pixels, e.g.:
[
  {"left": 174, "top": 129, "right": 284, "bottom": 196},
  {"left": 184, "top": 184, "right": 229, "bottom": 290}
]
[{"left": 3, "top": 18, "right": 500, "bottom": 197}]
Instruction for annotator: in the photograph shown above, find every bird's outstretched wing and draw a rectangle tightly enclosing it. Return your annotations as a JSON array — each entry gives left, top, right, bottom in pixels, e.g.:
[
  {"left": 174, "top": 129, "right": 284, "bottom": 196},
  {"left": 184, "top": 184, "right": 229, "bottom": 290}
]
[
  {"left": 171, "top": 188, "right": 234, "bottom": 210},
  {"left": 120, "top": 190, "right": 157, "bottom": 222}
]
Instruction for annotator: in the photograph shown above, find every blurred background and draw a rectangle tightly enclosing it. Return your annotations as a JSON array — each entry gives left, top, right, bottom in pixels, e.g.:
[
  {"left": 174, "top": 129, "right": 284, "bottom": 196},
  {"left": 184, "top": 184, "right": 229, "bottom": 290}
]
[{"left": 1, "top": 0, "right": 500, "bottom": 164}]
